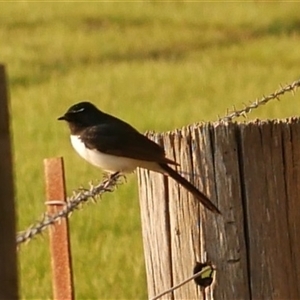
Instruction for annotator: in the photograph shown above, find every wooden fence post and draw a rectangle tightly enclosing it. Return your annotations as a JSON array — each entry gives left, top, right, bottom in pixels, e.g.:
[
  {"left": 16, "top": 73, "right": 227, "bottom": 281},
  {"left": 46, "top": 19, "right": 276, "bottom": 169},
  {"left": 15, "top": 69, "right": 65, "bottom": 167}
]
[
  {"left": 0, "top": 64, "right": 19, "bottom": 300},
  {"left": 137, "top": 119, "right": 300, "bottom": 300}
]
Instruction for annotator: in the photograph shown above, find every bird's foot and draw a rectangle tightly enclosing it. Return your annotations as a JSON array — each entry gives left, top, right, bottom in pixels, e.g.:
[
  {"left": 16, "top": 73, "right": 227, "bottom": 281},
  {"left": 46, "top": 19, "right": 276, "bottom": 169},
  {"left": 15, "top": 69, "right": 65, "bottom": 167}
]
[
  {"left": 102, "top": 171, "right": 122, "bottom": 180},
  {"left": 110, "top": 171, "right": 120, "bottom": 180}
]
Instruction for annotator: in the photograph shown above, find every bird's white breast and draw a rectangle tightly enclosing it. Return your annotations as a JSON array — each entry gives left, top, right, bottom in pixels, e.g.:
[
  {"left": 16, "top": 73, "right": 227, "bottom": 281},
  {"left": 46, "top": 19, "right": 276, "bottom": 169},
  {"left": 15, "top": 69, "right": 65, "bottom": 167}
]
[{"left": 70, "top": 135, "right": 160, "bottom": 173}]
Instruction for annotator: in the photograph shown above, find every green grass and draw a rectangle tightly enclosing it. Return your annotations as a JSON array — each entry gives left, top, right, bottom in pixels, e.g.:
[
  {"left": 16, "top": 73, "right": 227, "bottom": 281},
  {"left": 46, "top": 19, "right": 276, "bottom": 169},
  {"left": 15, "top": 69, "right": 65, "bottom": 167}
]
[{"left": 1, "top": 2, "right": 300, "bottom": 299}]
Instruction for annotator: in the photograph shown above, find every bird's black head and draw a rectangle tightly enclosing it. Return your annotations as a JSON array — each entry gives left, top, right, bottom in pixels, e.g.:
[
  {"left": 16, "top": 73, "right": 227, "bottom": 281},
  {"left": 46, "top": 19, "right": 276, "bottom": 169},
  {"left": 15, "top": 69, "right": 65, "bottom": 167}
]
[{"left": 58, "top": 102, "right": 104, "bottom": 128}]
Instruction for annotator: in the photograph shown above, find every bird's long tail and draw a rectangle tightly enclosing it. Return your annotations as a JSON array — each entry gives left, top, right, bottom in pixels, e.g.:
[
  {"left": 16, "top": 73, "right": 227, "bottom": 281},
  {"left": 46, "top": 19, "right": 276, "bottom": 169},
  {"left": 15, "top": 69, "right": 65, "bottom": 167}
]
[{"left": 159, "top": 163, "right": 221, "bottom": 214}]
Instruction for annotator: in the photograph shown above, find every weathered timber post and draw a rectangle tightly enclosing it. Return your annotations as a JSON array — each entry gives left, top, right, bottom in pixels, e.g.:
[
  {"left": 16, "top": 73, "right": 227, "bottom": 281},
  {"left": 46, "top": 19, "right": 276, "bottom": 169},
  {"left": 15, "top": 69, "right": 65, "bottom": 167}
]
[
  {"left": 0, "top": 65, "right": 19, "bottom": 299},
  {"left": 137, "top": 119, "right": 300, "bottom": 300}
]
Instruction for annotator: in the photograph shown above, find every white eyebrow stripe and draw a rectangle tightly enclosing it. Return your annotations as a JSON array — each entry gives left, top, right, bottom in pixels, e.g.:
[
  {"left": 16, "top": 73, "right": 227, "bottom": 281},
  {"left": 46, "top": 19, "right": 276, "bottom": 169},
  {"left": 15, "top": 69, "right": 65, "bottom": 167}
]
[{"left": 75, "top": 108, "right": 85, "bottom": 113}]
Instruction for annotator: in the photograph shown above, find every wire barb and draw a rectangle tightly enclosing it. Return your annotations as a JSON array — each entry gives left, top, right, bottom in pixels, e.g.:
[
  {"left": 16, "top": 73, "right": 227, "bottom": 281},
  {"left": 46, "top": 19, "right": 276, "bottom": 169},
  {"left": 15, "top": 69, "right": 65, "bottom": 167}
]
[
  {"left": 16, "top": 173, "right": 123, "bottom": 245},
  {"left": 220, "top": 78, "right": 300, "bottom": 122}
]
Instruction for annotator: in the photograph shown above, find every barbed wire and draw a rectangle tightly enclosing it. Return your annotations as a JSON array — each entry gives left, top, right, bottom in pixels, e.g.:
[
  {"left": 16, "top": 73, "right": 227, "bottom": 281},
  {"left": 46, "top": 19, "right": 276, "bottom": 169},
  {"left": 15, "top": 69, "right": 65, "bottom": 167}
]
[
  {"left": 16, "top": 173, "right": 122, "bottom": 245},
  {"left": 219, "top": 78, "right": 300, "bottom": 122},
  {"left": 150, "top": 265, "right": 214, "bottom": 300}
]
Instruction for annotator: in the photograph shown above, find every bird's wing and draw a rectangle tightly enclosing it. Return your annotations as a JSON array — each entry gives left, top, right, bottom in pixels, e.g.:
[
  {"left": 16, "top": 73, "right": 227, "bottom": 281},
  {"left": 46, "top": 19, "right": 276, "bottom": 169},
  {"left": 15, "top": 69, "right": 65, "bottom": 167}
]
[{"left": 80, "top": 123, "right": 178, "bottom": 165}]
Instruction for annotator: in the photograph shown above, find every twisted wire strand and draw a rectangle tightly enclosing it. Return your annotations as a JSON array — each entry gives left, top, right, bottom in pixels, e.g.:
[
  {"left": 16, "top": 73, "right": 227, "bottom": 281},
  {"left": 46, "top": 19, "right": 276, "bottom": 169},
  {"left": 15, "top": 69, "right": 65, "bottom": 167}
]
[
  {"left": 219, "top": 79, "right": 300, "bottom": 122},
  {"left": 16, "top": 174, "right": 122, "bottom": 245}
]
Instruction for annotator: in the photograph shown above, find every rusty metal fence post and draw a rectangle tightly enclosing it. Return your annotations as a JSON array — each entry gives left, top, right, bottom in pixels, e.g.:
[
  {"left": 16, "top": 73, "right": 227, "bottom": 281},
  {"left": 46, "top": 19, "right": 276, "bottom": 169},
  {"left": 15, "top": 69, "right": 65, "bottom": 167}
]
[{"left": 44, "top": 157, "right": 74, "bottom": 300}]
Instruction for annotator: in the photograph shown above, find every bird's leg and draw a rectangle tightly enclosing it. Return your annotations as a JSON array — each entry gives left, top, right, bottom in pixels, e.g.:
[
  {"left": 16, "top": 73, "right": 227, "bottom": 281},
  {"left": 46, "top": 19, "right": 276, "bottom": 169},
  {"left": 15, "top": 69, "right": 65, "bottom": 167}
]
[
  {"left": 102, "top": 171, "right": 120, "bottom": 181},
  {"left": 111, "top": 171, "right": 127, "bottom": 183},
  {"left": 110, "top": 171, "right": 120, "bottom": 179}
]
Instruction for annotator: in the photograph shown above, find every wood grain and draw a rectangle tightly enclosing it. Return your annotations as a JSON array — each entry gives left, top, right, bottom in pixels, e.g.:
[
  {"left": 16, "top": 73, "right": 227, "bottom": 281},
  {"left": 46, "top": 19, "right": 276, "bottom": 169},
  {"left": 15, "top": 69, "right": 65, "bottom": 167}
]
[{"left": 138, "top": 120, "right": 300, "bottom": 300}]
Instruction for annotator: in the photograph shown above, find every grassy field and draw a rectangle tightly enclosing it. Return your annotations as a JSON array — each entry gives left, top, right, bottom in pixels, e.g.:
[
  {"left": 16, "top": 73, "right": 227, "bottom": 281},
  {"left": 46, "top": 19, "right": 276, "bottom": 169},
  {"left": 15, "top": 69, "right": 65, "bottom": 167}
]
[{"left": 1, "top": 2, "right": 300, "bottom": 299}]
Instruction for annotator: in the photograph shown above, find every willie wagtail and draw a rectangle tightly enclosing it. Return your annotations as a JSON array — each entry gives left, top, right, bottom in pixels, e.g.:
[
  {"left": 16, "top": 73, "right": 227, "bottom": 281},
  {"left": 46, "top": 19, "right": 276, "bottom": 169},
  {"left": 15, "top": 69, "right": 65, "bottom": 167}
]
[{"left": 58, "top": 102, "right": 220, "bottom": 214}]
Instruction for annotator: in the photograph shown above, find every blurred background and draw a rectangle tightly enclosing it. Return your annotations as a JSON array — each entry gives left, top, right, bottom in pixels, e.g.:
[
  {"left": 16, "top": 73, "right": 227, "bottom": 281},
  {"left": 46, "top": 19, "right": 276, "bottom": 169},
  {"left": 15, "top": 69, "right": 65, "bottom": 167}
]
[{"left": 1, "top": 2, "right": 300, "bottom": 298}]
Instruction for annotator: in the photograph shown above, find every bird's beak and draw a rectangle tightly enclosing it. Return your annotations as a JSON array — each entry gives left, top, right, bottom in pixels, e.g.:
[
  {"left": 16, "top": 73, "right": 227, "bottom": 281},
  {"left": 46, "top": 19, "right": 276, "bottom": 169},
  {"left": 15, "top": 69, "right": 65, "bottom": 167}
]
[{"left": 57, "top": 115, "right": 66, "bottom": 121}]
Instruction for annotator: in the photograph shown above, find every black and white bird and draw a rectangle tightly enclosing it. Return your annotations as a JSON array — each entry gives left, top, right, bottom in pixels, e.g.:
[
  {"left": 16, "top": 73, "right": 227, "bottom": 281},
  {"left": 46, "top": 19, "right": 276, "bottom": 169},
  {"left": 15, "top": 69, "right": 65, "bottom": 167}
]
[{"left": 58, "top": 102, "right": 220, "bottom": 214}]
